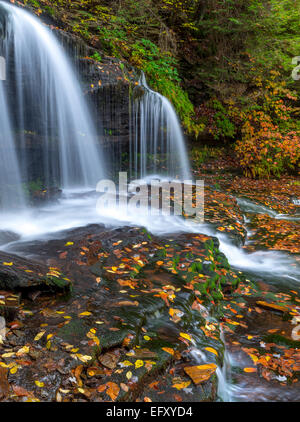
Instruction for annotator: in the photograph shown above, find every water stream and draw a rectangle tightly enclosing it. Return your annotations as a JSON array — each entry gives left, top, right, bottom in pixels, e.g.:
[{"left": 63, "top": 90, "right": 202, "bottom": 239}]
[{"left": 130, "top": 73, "right": 191, "bottom": 180}]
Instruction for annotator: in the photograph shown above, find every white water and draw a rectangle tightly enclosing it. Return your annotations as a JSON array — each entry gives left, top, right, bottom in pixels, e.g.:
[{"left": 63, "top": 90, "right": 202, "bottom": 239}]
[
  {"left": 0, "top": 70, "right": 24, "bottom": 209},
  {"left": 1, "top": 189, "right": 298, "bottom": 287},
  {"left": 130, "top": 73, "right": 191, "bottom": 180},
  {"left": 237, "top": 197, "right": 300, "bottom": 221},
  {"left": 0, "top": 2, "right": 105, "bottom": 201}
]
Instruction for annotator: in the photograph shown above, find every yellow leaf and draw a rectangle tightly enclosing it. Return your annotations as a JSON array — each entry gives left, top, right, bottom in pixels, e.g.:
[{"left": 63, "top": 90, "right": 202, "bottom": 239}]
[
  {"left": 35, "top": 381, "right": 45, "bottom": 388},
  {"left": 65, "top": 242, "right": 74, "bottom": 246},
  {"left": 249, "top": 354, "right": 259, "bottom": 364},
  {"left": 34, "top": 331, "right": 46, "bottom": 341},
  {"left": 3, "top": 262, "right": 13, "bottom": 266},
  {"left": 205, "top": 347, "right": 218, "bottom": 356},
  {"left": 79, "top": 312, "right": 92, "bottom": 316},
  {"left": 180, "top": 333, "right": 192, "bottom": 342},
  {"left": 135, "top": 360, "right": 144, "bottom": 369},
  {"left": 16, "top": 346, "right": 30, "bottom": 356},
  {"left": 77, "top": 355, "right": 92, "bottom": 363},
  {"left": 2, "top": 352, "right": 15, "bottom": 358},
  {"left": 120, "top": 360, "right": 133, "bottom": 367},
  {"left": 10, "top": 366, "right": 18, "bottom": 374},
  {"left": 126, "top": 371, "right": 132, "bottom": 380},
  {"left": 172, "top": 381, "right": 191, "bottom": 390}
]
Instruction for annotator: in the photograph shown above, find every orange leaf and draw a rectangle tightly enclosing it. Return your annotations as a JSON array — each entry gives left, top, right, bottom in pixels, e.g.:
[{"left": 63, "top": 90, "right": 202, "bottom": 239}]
[
  {"left": 106, "top": 382, "right": 120, "bottom": 401},
  {"left": 184, "top": 363, "right": 217, "bottom": 384},
  {"left": 243, "top": 367, "right": 257, "bottom": 373}
]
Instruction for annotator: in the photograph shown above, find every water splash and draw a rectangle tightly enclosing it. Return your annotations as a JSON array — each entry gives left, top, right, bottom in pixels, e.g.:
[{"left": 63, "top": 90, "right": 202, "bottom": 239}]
[{"left": 130, "top": 73, "right": 191, "bottom": 180}]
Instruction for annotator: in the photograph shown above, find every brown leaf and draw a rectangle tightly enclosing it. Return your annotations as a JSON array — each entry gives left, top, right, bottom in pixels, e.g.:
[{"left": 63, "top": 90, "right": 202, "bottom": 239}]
[
  {"left": 99, "top": 352, "right": 119, "bottom": 370},
  {"left": 0, "top": 367, "right": 9, "bottom": 399},
  {"left": 133, "top": 348, "right": 158, "bottom": 359},
  {"left": 12, "top": 385, "right": 31, "bottom": 397},
  {"left": 173, "top": 393, "right": 183, "bottom": 402},
  {"left": 113, "top": 301, "right": 139, "bottom": 307},
  {"left": 74, "top": 365, "right": 83, "bottom": 387}
]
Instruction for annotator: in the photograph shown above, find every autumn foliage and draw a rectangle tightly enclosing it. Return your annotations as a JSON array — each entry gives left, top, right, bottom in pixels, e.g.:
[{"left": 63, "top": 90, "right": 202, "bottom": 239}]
[
  {"left": 235, "top": 71, "right": 300, "bottom": 178},
  {"left": 236, "top": 110, "right": 300, "bottom": 178}
]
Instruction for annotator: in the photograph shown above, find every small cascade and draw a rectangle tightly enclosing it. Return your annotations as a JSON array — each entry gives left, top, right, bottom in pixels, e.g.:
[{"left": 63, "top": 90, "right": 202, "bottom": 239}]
[
  {"left": 130, "top": 74, "right": 191, "bottom": 180},
  {"left": 216, "top": 329, "right": 234, "bottom": 402},
  {"left": 0, "top": 1, "right": 105, "bottom": 208}
]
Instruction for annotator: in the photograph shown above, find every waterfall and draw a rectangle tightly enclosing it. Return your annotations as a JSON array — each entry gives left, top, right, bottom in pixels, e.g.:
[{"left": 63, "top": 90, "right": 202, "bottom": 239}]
[
  {"left": 130, "top": 73, "right": 191, "bottom": 180},
  {"left": 0, "top": 1, "right": 105, "bottom": 210}
]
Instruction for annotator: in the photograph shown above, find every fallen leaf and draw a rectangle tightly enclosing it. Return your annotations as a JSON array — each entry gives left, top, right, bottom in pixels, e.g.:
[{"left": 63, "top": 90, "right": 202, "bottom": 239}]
[
  {"left": 106, "top": 382, "right": 120, "bottom": 401},
  {"left": 162, "top": 347, "right": 175, "bottom": 356},
  {"left": 0, "top": 367, "right": 9, "bottom": 398},
  {"left": 172, "top": 381, "right": 191, "bottom": 390},
  {"left": 205, "top": 347, "right": 218, "bottom": 356},
  {"left": 184, "top": 363, "right": 217, "bottom": 384},
  {"left": 243, "top": 368, "right": 257, "bottom": 373}
]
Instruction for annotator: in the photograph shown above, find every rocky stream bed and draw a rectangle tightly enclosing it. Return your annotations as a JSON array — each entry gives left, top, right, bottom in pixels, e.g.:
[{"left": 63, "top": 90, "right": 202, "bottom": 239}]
[{"left": 0, "top": 162, "right": 299, "bottom": 402}]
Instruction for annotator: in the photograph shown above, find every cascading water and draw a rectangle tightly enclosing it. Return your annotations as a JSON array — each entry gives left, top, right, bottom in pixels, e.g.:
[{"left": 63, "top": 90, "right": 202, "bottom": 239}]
[
  {"left": 130, "top": 73, "right": 191, "bottom": 180},
  {"left": 0, "top": 65, "right": 24, "bottom": 209},
  {"left": 0, "top": 1, "right": 104, "bottom": 208},
  {"left": 0, "top": 2, "right": 194, "bottom": 239}
]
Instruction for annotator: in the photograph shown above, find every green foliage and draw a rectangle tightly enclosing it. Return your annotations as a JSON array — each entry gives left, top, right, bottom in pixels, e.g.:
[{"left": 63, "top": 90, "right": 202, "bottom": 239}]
[
  {"left": 90, "top": 52, "right": 102, "bottom": 62},
  {"left": 129, "top": 39, "right": 198, "bottom": 132},
  {"left": 191, "top": 146, "right": 224, "bottom": 167},
  {"left": 22, "top": 179, "right": 44, "bottom": 198},
  {"left": 211, "top": 100, "right": 236, "bottom": 140}
]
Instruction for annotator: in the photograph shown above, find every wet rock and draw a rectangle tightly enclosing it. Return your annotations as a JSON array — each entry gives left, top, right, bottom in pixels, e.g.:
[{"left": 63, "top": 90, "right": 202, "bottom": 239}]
[
  {"left": 0, "top": 251, "right": 72, "bottom": 293},
  {"left": 31, "top": 187, "right": 62, "bottom": 205}
]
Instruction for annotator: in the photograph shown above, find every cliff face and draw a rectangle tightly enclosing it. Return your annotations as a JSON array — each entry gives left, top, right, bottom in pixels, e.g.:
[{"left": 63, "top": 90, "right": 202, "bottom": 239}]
[{"left": 57, "top": 29, "right": 138, "bottom": 150}]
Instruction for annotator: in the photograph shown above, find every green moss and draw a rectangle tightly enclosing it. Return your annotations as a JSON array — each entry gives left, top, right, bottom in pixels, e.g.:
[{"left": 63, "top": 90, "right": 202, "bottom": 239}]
[{"left": 264, "top": 333, "right": 300, "bottom": 348}]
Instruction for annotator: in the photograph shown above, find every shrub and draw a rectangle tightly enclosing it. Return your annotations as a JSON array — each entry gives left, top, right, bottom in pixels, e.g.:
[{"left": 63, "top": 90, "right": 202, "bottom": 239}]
[{"left": 235, "top": 110, "right": 300, "bottom": 178}]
